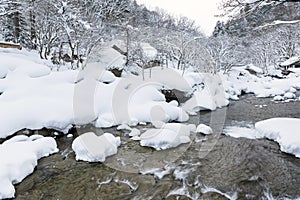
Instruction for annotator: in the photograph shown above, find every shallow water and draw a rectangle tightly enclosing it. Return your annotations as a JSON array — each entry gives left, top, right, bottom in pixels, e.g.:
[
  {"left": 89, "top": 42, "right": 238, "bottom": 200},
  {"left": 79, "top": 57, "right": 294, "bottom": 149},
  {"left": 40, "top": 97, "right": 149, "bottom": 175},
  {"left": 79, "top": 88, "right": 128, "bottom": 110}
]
[{"left": 11, "top": 95, "right": 300, "bottom": 199}]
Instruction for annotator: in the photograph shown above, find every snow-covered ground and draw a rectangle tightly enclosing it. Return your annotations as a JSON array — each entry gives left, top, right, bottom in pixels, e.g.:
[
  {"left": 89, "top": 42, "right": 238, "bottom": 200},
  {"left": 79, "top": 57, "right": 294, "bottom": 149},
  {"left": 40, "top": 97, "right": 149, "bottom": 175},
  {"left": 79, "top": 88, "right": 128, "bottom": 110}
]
[
  {"left": 221, "top": 66, "right": 300, "bottom": 100},
  {"left": 0, "top": 48, "right": 230, "bottom": 139}
]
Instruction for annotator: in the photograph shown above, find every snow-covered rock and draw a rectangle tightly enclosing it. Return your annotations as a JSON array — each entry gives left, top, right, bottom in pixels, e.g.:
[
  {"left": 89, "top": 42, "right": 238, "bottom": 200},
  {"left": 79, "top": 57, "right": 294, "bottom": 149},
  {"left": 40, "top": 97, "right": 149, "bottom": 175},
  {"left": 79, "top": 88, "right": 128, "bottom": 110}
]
[
  {"left": 255, "top": 118, "right": 300, "bottom": 158},
  {"left": 245, "top": 64, "right": 263, "bottom": 74},
  {"left": 0, "top": 135, "right": 58, "bottom": 199},
  {"left": 182, "top": 74, "right": 229, "bottom": 112},
  {"left": 273, "top": 95, "right": 284, "bottom": 101},
  {"left": 196, "top": 124, "right": 213, "bottom": 135},
  {"left": 284, "top": 92, "right": 296, "bottom": 99},
  {"left": 138, "top": 123, "right": 193, "bottom": 150},
  {"left": 129, "top": 128, "right": 141, "bottom": 137},
  {"left": 72, "top": 132, "right": 120, "bottom": 162},
  {"left": 224, "top": 118, "right": 300, "bottom": 158}
]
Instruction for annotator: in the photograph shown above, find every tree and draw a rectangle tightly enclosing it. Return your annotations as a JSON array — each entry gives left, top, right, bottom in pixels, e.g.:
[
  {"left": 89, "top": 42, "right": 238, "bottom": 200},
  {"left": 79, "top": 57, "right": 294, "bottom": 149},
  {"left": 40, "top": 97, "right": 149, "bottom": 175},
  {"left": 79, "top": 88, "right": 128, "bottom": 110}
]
[{"left": 221, "top": 0, "right": 300, "bottom": 18}]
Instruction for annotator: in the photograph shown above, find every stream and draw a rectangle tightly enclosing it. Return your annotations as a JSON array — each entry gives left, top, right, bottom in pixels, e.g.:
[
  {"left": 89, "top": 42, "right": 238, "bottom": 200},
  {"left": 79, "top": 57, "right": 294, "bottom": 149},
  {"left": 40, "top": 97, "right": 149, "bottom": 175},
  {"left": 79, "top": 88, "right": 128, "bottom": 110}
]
[{"left": 9, "top": 95, "right": 300, "bottom": 199}]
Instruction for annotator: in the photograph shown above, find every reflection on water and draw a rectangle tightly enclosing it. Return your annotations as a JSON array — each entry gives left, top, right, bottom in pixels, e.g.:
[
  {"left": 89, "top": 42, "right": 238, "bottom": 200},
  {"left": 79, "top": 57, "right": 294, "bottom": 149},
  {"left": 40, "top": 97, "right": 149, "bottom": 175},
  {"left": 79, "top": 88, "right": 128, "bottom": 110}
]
[{"left": 13, "top": 95, "right": 300, "bottom": 199}]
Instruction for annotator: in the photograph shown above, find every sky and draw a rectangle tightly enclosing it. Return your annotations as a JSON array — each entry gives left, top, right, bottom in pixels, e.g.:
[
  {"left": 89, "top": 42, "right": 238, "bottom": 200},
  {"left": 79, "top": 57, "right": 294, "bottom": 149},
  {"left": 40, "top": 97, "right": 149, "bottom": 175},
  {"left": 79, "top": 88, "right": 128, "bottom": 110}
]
[{"left": 135, "top": 0, "right": 224, "bottom": 36}]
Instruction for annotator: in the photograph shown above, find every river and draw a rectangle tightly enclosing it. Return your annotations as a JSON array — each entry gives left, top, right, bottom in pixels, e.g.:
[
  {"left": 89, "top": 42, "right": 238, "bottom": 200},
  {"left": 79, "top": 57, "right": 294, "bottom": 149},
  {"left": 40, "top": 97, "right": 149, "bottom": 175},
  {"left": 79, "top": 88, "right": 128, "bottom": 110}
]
[{"left": 11, "top": 95, "right": 300, "bottom": 199}]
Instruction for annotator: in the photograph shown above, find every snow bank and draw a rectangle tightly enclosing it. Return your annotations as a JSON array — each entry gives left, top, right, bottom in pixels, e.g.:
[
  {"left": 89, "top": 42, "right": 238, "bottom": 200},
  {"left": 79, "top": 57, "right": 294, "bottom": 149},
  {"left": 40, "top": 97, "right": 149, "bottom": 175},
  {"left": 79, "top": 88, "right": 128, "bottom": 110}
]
[
  {"left": 224, "top": 118, "right": 300, "bottom": 158},
  {"left": 72, "top": 132, "right": 121, "bottom": 162},
  {"left": 0, "top": 48, "right": 230, "bottom": 139},
  {"left": 255, "top": 118, "right": 300, "bottom": 158},
  {"left": 0, "top": 50, "right": 189, "bottom": 138},
  {"left": 0, "top": 135, "right": 58, "bottom": 199},
  {"left": 182, "top": 73, "right": 229, "bottom": 112},
  {"left": 137, "top": 123, "right": 195, "bottom": 150},
  {"left": 222, "top": 66, "right": 300, "bottom": 100}
]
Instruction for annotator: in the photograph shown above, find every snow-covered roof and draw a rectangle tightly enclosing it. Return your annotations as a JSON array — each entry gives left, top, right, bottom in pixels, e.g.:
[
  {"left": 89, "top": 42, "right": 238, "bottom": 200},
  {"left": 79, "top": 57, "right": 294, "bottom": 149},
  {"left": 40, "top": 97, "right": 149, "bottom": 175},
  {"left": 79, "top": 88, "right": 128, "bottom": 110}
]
[
  {"left": 280, "top": 56, "right": 300, "bottom": 67},
  {"left": 245, "top": 64, "right": 263, "bottom": 74}
]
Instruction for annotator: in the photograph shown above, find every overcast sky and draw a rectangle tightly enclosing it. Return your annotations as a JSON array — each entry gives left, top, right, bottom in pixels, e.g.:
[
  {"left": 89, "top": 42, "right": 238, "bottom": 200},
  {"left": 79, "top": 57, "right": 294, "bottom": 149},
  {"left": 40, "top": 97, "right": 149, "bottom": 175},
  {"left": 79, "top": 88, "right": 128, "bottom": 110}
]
[{"left": 135, "top": 0, "right": 224, "bottom": 35}]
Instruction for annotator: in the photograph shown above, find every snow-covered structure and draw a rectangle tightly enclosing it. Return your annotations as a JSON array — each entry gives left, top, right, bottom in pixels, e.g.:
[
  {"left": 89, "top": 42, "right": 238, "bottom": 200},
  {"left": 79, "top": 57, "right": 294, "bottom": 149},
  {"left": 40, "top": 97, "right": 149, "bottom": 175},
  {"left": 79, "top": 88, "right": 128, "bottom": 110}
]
[{"left": 279, "top": 56, "right": 300, "bottom": 69}]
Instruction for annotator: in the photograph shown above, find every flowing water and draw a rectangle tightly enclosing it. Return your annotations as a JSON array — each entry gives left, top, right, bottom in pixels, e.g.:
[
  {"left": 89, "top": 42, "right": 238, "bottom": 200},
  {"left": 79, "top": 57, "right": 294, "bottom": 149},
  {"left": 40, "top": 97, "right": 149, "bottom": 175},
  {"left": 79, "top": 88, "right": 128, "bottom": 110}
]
[{"left": 8, "top": 95, "right": 300, "bottom": 199}]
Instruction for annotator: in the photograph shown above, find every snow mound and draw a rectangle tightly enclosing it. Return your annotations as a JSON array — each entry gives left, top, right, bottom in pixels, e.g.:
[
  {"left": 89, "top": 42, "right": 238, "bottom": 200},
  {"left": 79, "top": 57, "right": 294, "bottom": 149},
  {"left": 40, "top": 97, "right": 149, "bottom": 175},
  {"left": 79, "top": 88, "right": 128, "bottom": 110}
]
[
  {"left": 72, "top": 132, "right": 121, "bottom": 162},
  {"left": 0, "top": 49, "right": 190, "bottom": 138},
  {"left": 138, "top": 123, "right": 194, "bottom": 150},
  {"left": 183, "top": 74, "right": 229, "bottom": 112},
  {"left": 224, "top": 118, "right": 300, "bottom": 158},
  {"left": 0, "top": 135, "right": 58, "bottom": 199},
  {"left": 196, "top": 124, "right": 213, "bottom": 135},
  {"left": 255, "top": 118, "right": 300, "bottom": 158}
]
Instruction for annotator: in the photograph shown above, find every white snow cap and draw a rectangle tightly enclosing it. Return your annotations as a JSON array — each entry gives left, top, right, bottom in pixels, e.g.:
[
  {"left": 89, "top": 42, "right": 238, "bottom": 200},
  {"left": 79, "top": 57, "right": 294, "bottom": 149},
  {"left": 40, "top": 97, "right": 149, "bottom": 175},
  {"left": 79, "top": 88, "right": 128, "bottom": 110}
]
[
  {"left": 196, "top": 124, "right": 213, "bottom": 135},
  {"left": 138, "top": 123, "right": 194, "bottom": 150},
  {"left": 255, "top": 118, "right": 300, "bottom": 158},
  {"left": 72, "top": 132, "right": 121, "bottom": 162},
  {"left": 0, "top": 135, "right": 58, "bottom": 199},
  {"left": 225, "top": 118, "right": 300, "bottom": 158}
]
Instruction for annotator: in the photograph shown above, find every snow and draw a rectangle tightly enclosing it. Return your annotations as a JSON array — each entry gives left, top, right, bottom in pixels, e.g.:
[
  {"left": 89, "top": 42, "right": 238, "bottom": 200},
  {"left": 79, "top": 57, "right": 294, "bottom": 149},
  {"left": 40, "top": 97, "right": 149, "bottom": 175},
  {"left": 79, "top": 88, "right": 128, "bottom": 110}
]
[
  {"left": 258, "top": 20, "right": 300, "bottom": 29},
  {"left": 182, "top": 73, "right": 229, "bottom": 112},
  {"left": 72, "top": 132, "right": 121, "bottom": 162},
  {"left": 273, "top": 95, "right": 284, "bottom": 101},
  {"left": 137, "top": 123, "right": 194, "bottom": 150},
  {"left": 280, "top": 56, "right": 300, "bottom": 67},
  {"left": 0, "top": 49, "right": 192, "bottom": 138},
  {"left": 222, "top": 66, "right": 300, "bottom": 100},
  {"left": 0, "top": 135, "right": 58, "bottom": 199},
  {"left": 255, "top": 118, "right": 300, "bottom": 158},
  {"left": 224, "top": 118, "right": 300, "bottom": 158},
  {"left": 140, "top": 42, "right": 158, "bottom": 59},
  {"left": 196, "top": 124, "right": 213, "bottom": 135},
  {"left": 283, "top": 92, "right": 296, "bottom": 99},
  {"left": 245, "top": 64, "right": 263, "bottom": 74}
]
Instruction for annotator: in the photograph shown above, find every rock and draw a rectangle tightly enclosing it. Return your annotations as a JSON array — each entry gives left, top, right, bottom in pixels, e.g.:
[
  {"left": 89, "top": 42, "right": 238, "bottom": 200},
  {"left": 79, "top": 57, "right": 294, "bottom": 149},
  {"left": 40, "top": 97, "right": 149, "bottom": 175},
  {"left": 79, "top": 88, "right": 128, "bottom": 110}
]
[{"left": 161, "top": 89, "right": 190, "bottom": 104}]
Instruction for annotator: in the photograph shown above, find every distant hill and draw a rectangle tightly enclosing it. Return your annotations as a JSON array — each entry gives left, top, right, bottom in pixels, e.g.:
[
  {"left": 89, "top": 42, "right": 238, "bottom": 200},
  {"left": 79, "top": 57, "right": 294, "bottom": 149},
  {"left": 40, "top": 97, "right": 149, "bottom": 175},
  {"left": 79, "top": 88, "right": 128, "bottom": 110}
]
[{"left": 222, "top": 1, "right": 300, "bottom": 36}]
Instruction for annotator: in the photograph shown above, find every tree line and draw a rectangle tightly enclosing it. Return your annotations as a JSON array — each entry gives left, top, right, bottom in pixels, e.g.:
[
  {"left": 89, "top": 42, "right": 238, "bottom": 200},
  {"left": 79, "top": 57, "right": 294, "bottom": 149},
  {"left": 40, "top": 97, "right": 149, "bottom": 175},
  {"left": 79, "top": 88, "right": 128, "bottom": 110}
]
[{"left": 1, "top": 0, "right": 299, "bottom": 74}]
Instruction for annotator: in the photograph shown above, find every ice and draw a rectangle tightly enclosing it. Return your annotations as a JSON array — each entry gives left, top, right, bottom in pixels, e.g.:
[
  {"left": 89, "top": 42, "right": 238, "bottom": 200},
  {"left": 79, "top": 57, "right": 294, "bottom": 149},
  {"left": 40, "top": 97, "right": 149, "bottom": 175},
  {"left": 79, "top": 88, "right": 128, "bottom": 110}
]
[
  {"left": 72, "top": 132, "right": 121, "bottom": 162},
  {"left": 138, "top": 123, "right": 193, "bottom": 150},
  {"left": 224, "top": 126, "right": 263, "bottom": 139},
  {"left": 201, "top": 186, "right": 238, "bottom": 200},
  {"left": 0, "top": 135, "right": 58, "bottom": 199},
  {"left": 196, "top": 124, "right": 213, "bottom": 135}
]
